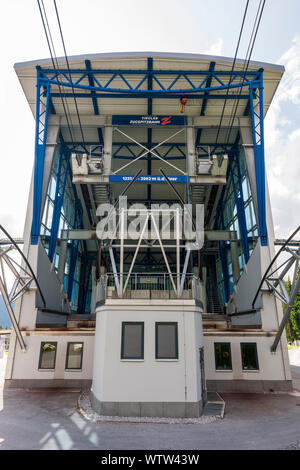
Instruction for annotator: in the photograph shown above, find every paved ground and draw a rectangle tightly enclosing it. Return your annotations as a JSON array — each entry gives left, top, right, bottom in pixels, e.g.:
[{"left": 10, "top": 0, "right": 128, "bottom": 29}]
[{"left": 0, "top": 351, "right": 299, "bottom": 450}]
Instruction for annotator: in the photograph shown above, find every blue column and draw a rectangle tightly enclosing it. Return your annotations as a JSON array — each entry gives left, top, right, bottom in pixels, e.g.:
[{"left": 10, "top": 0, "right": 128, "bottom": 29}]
[
  {"left": 249, "top": 69, "right": 268, "bottom": 246},
  {"left": 229, "top": 155, "right": 250, "bottom": 263},
  {"left": 31, "top": 69, "right": 51, "bottom": 244},
  {"left": 67, "top": 201, "right": 83, "bottom": 301},
  {"left": 48, "top": 150, "right": 70, "bottom": 262},
  {"left": 216, "top": 204, "right": 230, "bottom": 303}
]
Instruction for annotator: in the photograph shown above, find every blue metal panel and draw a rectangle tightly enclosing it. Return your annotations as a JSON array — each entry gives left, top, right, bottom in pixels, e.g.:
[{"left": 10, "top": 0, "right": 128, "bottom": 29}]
[
  {"left": 48, "top": 150, "right": 70, "bottom": 262},
  {"left": 249, "top": 69, "right": 268, "bottom": 246},
  {"left": 31, "top": 69, "right": 51, "bottom": 245}
]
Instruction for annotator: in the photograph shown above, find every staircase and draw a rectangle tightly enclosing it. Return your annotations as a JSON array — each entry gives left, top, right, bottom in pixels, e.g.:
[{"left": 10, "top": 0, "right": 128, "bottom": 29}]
[
  {"left": 191, "top": 184, "right": 205, "bottom": 205},
  {"left": 92, "top": 183, "right": 110, "bottom": 205}
]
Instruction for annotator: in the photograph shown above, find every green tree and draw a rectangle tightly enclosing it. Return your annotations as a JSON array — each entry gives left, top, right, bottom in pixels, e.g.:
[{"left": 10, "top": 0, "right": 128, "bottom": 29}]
[{"left": 284, "top": 270, "right": 300, "bottom": 343}]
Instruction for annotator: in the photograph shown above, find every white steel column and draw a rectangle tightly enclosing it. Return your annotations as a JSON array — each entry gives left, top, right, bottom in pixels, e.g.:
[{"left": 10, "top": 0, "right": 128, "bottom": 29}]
[
  {"left": 103, "top": 122, "right": 113, "bottom": 175},
  {"left": 119, "top": 208, "right": 125, "bottom": 297},
  {"left": 176, "top": 208, "right": 181, "bottom": 297},
  {"left": 187, "top": 118, "right": 196, "bottom": 176}
]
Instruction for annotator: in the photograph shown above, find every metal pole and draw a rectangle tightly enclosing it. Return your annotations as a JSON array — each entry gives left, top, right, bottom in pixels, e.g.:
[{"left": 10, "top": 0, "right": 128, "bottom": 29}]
[
  {"left": 230, "top": 232, "right": 239, "bottom": 285},
  {"left": 180, "top": 248, "right": 191, "bottom": 296},
  {"left": 176, "top": 208, "right": 180, "bottom": 297},
  {"left": 109, "top": 247, "right": 120, "bottom": 296},
  {"left": 123, "top": 214, "right": 149, "bottom": 293},
  {"left": 151, "top": 214, "right": 177, "bottom": 294},
  {"left": 119, "top": 208, "right": 124, "bottom": 297}
]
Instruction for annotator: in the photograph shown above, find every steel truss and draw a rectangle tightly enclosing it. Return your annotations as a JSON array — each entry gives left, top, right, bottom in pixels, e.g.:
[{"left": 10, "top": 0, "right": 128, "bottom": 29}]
[
  {"left": 0, "top": 226, "right": 46, "bottom": 351},
  {"left": 102, "top": 207, "right": 187, "bottom": 298},
  {"left": 252, "top": 226, "right": 300, "bottom": 352},
  {"left": 32, "top": 65, "right": 267, "bottom": 249},
  {"left": 38, "top": 67, "right": 261, "bottom": 96},
  {"left": 249, "top": 71, "right": 267, "bottom": 246}
]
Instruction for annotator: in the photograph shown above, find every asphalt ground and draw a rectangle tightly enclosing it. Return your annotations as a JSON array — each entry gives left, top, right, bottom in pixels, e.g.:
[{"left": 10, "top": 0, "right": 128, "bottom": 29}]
[{"left": 0, "top": 351, "right": 299, "bottom": 450}]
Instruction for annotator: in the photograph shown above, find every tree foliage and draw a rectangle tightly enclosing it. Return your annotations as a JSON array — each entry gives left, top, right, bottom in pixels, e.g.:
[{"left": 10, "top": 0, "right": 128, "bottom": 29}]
[{"left": 284, "top": 270, "right": 300, "bottom": 343}]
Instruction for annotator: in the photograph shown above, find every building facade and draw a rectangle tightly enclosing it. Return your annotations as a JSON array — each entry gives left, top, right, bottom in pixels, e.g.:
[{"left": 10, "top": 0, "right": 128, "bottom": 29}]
[{"left": 4, "top": 52, "right": 292, "bottom": 418}]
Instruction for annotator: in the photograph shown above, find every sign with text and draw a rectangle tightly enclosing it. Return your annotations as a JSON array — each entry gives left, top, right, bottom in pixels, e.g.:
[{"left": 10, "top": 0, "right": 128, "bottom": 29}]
[
  {"left": 109, "top": 174, "right": 189, "bottom": 183},
  {"left": 112, "top": 115, "right": 187, "bottom": 126}
]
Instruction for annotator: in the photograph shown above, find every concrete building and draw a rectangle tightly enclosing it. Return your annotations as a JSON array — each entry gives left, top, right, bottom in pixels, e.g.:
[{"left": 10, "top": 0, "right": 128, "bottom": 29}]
[{"left": 4, "top": 52, "right": 292, "bottom": 418}]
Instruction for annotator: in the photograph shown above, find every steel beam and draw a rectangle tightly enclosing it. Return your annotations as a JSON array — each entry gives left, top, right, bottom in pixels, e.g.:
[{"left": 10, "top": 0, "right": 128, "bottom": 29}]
[
  {"left": 31, "top": 69, "right": 51, "bottom": 244},
  {"left": 249, "top": 69, "right": 267, "bottom": 246}
]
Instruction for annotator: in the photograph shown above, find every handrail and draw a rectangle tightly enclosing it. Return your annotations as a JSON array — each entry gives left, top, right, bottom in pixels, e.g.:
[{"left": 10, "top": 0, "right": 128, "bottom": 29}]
[
  {"left": 0, "top": 225, "right": 46, "bottom": 308},
  {"left": 252, "top": 225, "right": 300, "bottom": 309}
]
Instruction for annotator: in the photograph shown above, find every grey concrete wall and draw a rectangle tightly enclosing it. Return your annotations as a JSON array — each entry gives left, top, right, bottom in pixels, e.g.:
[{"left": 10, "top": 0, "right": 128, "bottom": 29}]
[
  {"left": 228, "top": 242, "right": 262, "bottom": 326},
  {"left": 35, "top": 242, "right": 69, "bottom": 326}
]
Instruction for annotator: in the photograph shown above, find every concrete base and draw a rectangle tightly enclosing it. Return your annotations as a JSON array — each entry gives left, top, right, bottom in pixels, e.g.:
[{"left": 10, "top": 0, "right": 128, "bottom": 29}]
[
  {"left": 90, "top": 391, "right": 203, "bottom": 418},
  {"left": 4, "top": 379, "right": 92, "bottom": 389},
  {"left": 206, "top": 379, "right": 293, "bottom": 393}
]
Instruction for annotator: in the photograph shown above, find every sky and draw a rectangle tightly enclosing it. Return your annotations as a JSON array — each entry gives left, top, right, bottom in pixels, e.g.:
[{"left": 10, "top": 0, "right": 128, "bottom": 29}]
[{"left": 0, "top": 0, "right": 299, "bottom": 240}]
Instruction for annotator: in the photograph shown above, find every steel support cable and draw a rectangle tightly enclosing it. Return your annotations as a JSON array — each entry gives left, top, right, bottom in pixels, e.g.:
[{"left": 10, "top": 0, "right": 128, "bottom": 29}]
[
  {"left": 252, "top": 225, "right": 300, "bottom": 309},
  {"left": 224, "top": 0, "right": 266, "bottom": 147},
  {"left": 224, "top": 1, "right": 264, "bottom": 145},
  {"left": 37, "top": 0, "right": 75, "bottom": 144},
  {"left": 40, "top": 0, "right": 76, "bottom": 144},
  {"left": 214, "top": 0, "right": 250, "bottom": 147},
  {"left": 53, "top": 0, "right": 87, "bottom": 149}
]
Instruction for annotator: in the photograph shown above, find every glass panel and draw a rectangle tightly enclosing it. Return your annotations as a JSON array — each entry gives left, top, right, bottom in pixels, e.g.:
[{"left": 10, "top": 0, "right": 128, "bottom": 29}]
[
  {"left": 241, "top": 343, "right": 259, "bottom": 370},
  {"left": 121, "top": 323, "right": 144, "bottom": 359},
  {"left": 66, "top": 343, "right": 83, "bottom": 369},
  {"left": 39, "top": 342, "right": 57, "bottom": 369},
  {"left": 156, "top": 323, "right": 178, "bottom": 359},
  {"left": 214, "top": 343, "right": 232, "bottom": 370}
]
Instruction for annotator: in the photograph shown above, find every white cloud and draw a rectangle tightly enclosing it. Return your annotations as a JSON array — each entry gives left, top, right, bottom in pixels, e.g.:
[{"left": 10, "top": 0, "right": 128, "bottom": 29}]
[
  {"left": 265, "top": 36, "right": 300, "bottom": 239},
  {"left": 205, "top": 38, "right": 224, "bottom": 56}
]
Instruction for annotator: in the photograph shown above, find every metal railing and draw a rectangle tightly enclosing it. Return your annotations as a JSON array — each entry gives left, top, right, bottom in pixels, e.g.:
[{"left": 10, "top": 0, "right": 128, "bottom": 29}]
[{"left": 97, "top": 272, "right": 199, "bottom": 301}]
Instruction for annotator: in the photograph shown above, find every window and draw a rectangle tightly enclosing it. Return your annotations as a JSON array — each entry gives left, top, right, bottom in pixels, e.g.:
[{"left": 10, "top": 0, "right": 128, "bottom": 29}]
[
  {"left": 241, "top": 343, "right": 259, "bottom": 370},
  {"left": 214, "top": 343, "right": 232, "bottom": 370},
  {"left": 66, "top": 342, "right": 83, "bottom": 370},
  {"left": 155, "top": 322, "right": 178, "bottom": 360},
  {"left": 39, "top": 342, "right": 57, "bottom": 369},
  {"left": 121, "top": 322, "right": 144, "bottom": 360}
]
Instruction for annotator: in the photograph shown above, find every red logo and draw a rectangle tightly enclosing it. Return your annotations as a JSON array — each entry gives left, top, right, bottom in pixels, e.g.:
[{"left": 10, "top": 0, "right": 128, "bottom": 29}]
[{"left": 161, "top": 116, "right": 172, "bottom": 125}]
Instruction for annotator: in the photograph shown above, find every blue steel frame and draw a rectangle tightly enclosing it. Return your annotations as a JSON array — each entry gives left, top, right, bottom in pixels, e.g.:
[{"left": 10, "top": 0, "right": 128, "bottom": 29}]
[
  {"left": 38, "top": 67, "right": 261, "bottom": 96},
  {"left": 249, "top": 70, "right": 267, "bottom": 246},
  {"left": 216, "top": 200, "right": 230, "bottom": 303},
  {"left": 31, "top": 69, "right": 51, "bottom": 244},
  {"left": 31, "top": 65, "right": 267, "bottom": 249},
  {"left": 48, "top": 148, "right": 70, "bottom": 262},
  {"left": 67, "top": 200, "right": 83, "bottom": 301},
  {"left": 228, "top": 154, "right": 250, "bottom": 263}
]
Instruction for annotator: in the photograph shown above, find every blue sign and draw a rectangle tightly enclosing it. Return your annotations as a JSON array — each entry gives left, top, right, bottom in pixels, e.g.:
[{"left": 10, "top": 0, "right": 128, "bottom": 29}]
[
  {"left": 112, "top": 115, "right": 187, "bottom": 126},
  {"left": 109, "top": 174, "right": 189, "bottom": 183}
]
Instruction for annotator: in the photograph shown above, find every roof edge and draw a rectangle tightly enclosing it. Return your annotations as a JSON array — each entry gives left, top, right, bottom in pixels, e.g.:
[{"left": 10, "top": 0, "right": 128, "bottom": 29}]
[{"left": 14, "top": 51, "right": 285, "bottom": 72}]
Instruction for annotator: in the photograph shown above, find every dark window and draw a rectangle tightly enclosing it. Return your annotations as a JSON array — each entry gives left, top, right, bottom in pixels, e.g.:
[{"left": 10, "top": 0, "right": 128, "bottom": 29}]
[
  {"left": 39, "top": 342, "right": 57, "bottom": 369},
  {"left": 214, "top": 343, "right": 232, "bottom": 370},
  {"left": 155, "top": 322, "right": 178, "bottom": 360},
  {"left": 241, "top": 343, "right": 259, "bottom": 370},
  {"left": 121, "top": 322, "right": 144, "bottom": 360},
  {"left": 66, "top": 342, "right": 83, "bottom": 370}
]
